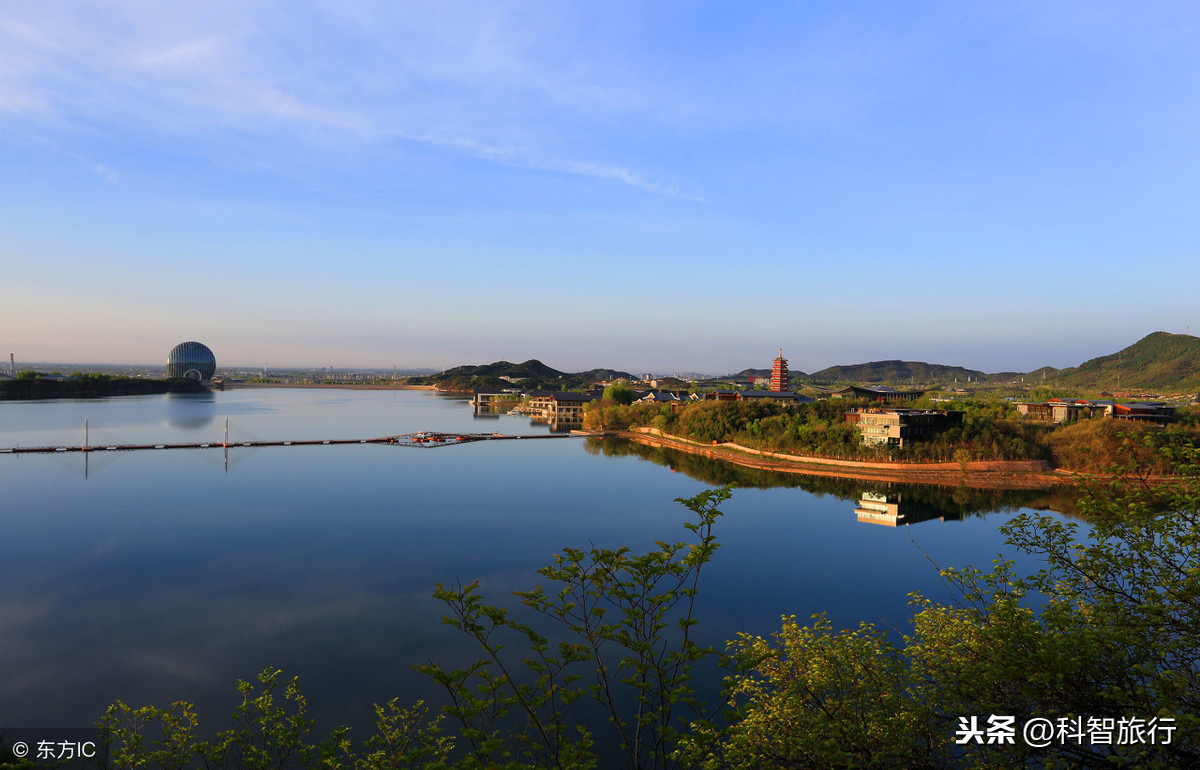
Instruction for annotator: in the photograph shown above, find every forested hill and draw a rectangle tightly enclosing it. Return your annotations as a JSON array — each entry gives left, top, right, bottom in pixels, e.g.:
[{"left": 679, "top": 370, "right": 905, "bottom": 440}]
[
  {"left": 408, "top": 359, "right": 634, "bottom": 391},
  {"left": 405, "top": 331, "right": 1200, "bottom": 393},
  {"left": 803, "top": 360, "right": 990, "bottom": 385},
  {"left": 1047, "top": 332, "right": 1200, "bottom": 392},
  {"left": 731, "top": 367, "right": 811, "bottom": 380}
]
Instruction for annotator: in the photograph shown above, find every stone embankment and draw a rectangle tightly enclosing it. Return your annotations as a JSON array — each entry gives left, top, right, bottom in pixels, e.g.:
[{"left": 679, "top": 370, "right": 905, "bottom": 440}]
[{"left": 619, "top": 427, "right": 1068, "bottom": 489}]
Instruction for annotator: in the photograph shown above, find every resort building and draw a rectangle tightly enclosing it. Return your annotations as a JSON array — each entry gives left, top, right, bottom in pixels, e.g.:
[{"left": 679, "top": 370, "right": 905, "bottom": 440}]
[
  {"left": 705, "top": 390, "right": 740, "bottom": 401},
  {"left": 547, "top": 392, "right": 599, "bottom": 421},
  {"left": 1015, "top": 398, "right": 1177, "bottom": 424},
  {"left": 705, "top": 390, "right": 812, "bottom": 404},
  {"left": 845, "top": 408, "right": 964, "bottom": 448},
  {"left": 836, "top": 385, "right": 926, "bottom": 403}
]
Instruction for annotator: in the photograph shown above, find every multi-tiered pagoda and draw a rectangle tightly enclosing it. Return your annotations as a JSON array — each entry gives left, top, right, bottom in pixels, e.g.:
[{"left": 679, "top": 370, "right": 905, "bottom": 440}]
[{"left": 770, "top": 348, "right": 789, "bottom": 392}]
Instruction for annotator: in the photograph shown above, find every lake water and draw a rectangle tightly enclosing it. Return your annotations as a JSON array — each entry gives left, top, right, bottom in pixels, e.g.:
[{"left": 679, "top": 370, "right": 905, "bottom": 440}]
[{"left": 0, "top": 388, "right": 1078, "bottom": 740}]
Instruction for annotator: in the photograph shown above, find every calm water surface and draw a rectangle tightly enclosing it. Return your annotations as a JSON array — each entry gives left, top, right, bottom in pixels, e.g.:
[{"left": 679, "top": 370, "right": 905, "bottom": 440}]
[{"left": 0, "top": 388, "right": 1078, "bottom": 736}]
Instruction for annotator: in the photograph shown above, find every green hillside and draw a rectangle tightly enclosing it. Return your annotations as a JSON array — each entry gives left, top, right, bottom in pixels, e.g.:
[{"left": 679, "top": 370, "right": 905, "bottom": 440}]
[
  {"left": 409, "top": 359, "right": 632, "bottom": 391},
  {"left": 402, "top": 332, "right": 1200, "bottom": 395},
  {"left": 1046, "top": 332, "right": 1200, "bottom": 393},
  {"left": 804, "top": 359, "right": 990, "bottom": 385}
]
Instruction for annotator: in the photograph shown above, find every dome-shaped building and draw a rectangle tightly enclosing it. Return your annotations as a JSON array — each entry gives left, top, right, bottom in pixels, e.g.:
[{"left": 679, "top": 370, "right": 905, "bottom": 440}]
[{"left": 166, "top": 341, "right": 217, "bottom": 380}]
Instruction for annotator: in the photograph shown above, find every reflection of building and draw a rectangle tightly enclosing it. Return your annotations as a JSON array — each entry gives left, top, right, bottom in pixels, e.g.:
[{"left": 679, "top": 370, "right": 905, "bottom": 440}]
[
  {"left": 1015, "top": 398, "right": 1176, "bottom": 424},
  {"left": 166, "top": 341, "right": 216, "bottom": 381},
  {"left": 845, "top": 408, "right": 964, "bottom": 448},
  {"left": 514, "top": 391, "right": 600, "bottom": 431},
  {"left": 854, "top": 491, "right": 962, "bottom": 527},
  {"left": 771, "top": 349, "right": 789, "bottom": 392}
]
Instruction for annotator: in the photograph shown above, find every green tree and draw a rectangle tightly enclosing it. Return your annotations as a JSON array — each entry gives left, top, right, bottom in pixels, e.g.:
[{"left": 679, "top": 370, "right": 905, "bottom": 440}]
[
  {"left": 421, "top": 486, "right": 730, "bottom": 769},
  {"left": 691, "top": 449, "right": 1200, "bottom": 768},
  {"left": 96, "top": 488, "right": 731, "bottom": 770},
  {"left": 602, "top": 380, "right": 636, "bottom": 406}
]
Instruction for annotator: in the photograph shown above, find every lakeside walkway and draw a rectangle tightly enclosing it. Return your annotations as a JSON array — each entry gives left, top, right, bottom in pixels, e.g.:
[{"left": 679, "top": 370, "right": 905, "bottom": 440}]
[{"left": 617, "top": 427, "right": 1070, "bottom": 489}]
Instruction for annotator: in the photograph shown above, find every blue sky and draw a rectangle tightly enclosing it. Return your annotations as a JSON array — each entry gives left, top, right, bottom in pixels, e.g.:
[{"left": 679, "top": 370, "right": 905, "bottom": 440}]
[{"left": 1, "top": 2, "right": 1197, "bottom": 375}]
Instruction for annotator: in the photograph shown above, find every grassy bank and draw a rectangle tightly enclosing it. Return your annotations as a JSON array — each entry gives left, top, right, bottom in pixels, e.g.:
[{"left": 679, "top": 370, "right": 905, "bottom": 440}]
[{"left": 583, "top": 398, "right": 1200, "bottom": 477}]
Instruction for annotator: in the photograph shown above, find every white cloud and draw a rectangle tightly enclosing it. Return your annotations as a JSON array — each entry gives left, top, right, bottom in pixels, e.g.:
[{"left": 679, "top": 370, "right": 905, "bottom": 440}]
[
  {"left": 0, "top": 2, "right": 689, "bottom": 194},
  {"left": 92, "top": 163, "right": 117, "bottom": 183}
]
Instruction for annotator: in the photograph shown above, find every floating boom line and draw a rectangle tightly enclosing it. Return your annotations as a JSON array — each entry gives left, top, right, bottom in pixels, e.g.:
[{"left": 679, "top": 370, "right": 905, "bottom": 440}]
[{"left": 0, "top": 431, "right": 580, "bottom": 455}]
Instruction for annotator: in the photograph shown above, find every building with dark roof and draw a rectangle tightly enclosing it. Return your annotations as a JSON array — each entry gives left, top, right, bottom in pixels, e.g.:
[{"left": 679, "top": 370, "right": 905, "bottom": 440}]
[
  {"left": 836, "top": 385, "right": 926, "bottom": 403},
  {"left": 1015, "top": 398, "right": 1176, "bottom": 424},
  {"left": 705, "top": 390, "right": 812, "bottom": 404}
]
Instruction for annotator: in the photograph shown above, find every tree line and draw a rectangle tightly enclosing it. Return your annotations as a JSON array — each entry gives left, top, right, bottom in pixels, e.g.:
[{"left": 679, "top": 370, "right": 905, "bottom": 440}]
[{"left": 581, "top": 397, "right": 1200, "bottom": 474}]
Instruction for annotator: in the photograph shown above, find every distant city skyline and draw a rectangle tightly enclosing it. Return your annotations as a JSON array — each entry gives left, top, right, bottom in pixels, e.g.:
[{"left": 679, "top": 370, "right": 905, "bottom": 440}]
[
  {"left": 2, "top": 3, "right": 1197, "bottom": 374},
  {"left": 4, "top": 328, "right": 1187, "bottom": 380}
]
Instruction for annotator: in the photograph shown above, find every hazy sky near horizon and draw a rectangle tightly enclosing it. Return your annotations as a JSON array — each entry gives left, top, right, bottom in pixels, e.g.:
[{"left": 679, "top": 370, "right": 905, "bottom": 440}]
[{"left": 2, "top": 2, "right": 1198, "bottom": 375}]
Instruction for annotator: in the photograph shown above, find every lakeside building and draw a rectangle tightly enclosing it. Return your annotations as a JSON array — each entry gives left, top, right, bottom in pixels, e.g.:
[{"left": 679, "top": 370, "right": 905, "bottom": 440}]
[
  {"left": 505, "top": 390, "right": 601, "bottom": 431},
  {"left": 548, "top": 392, "right": 597, "bottom": 422},
  {"left": 166, "top": 341, "right": 217, "bottom": 381},
  {"left": 1015, "top": 398, "right": 1177, "bottom": 424},
  {"left": 472, "top": 390, "right": 521, "bottom": 409},
  {"left": 845, "top": 408, "right": 964, "bottom": 448}
]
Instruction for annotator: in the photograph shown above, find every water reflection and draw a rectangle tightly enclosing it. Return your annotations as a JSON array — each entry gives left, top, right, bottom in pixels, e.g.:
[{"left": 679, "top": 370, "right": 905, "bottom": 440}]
[
  {"left": 470, "top": 403, "right": 584, "bottom": 431},
  {"left": 0, "top": 390, "right": 1087, "bottom": 743},
  {"left": 163, "top": 392, "right": 217, "bottom": 430},
  {"left": 586, "top": 436, "right": 1083, "bottom": 519},
  {"left": 855, "top": 490, "right": 961, "bottom": 526}
]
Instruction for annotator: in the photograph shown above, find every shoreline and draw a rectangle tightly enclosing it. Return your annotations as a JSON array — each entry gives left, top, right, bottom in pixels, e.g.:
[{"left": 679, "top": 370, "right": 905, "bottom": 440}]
[
  {"left": 226, "top": 382, "right": 439, "bottom": 391},
  {"left": 615, "top": 428, "right": 1072, "bottom": 490}
]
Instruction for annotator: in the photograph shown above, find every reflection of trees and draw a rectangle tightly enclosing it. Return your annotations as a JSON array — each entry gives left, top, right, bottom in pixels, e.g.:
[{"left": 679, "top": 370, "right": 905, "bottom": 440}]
[{"left": 585, "top": 438, "right": 1082, "bottom": 519}]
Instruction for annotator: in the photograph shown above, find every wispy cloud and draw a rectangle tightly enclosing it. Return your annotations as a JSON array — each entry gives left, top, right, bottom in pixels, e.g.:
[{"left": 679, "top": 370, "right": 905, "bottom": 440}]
[
  {"left": 0, "top": 2, "right": 697, "bottom": 196},
  {"left": 92, "top": 163, "right": 117, "bottom": 183}
]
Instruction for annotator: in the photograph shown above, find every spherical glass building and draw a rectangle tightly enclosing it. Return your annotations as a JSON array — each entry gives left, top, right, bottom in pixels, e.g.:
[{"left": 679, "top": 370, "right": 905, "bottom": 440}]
[{"left": 166, "top": 341, "right": 217, "bottom": 380}]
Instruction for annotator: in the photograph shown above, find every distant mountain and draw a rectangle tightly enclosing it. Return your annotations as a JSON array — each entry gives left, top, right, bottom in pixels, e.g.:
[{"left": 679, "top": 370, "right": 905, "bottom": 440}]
[
  {"left": 1045, "top": 332, "right": 1200, "bottom": 393},
  {"left": 405, "top": 332, "right": 1200, "bottom": 395},
  {"left": 576, "top": 367, "right": 638, "bottom": 382},
  {"left": 723, "top": 367, "right": 811, "bottom": 381},
  {"left": 804, "top": 360, "right": 990, "bottom": 385},
  {"left": 409, "top": 359, "right": 634, "bottom": 391},
  {"left": 733, "top": 368, "right": 769, "bottom": 379},
  {"left": 438, "top": 359, "right": 563, "bottom": 380}
]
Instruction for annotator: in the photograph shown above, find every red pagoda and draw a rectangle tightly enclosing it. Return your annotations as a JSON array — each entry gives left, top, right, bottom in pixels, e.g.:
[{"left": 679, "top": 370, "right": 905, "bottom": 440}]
[{"left": 770, "top": 348, "right": 789, "bottom": 392}]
